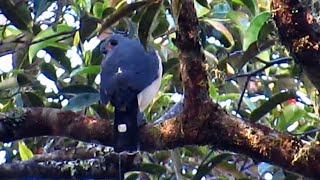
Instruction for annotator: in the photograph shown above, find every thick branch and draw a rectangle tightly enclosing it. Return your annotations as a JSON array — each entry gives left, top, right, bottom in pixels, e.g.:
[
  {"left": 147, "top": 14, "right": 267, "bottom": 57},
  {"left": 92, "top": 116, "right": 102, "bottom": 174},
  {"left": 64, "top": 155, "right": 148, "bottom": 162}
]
[
  {"left": 1, "top": 106, "right": 320, "bottom": 178},
  {"left": 24, "top": 146, "right": 105, "bottom": 164},
  {"left": 272, "top": 0, "right": 320, "bottom": 90},
  {"left": 175, "top": 0, "right": 209, "bottom": 128},
  {"left": 0, "top": 153, "right": 138, "bottom": 179}
]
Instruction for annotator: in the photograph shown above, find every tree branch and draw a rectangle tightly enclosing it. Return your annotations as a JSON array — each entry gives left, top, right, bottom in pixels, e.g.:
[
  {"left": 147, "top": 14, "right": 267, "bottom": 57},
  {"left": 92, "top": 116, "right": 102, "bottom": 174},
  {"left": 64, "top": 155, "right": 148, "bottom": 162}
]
[
  {"left": 1, "top": 104, "right": 320, "bottom": 178},
  {"left": 272, "top": 0, "right": 320, "bottom": 90},
  {"left": 0, "top": 153, "right": 138, "bottom": 179}
]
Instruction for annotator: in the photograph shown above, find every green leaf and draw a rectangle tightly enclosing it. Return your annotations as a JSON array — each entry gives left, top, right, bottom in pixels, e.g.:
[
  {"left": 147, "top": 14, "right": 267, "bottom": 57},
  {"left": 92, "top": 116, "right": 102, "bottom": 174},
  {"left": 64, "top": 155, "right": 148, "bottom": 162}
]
[
  {"left": 243, "top": 12, "right": 271, "bottom": 50},
  {"left": 80, "top": 14, "right": 99, "bottom": 41},
  {"left": 62, "top": 93, "right": 100, "bottom": 111},
  {"left": 152, "top": 12, "right": 170, "bottom": 38},
  {"left": 40, "top": 63, "right": 57, "bottom": 82},
  {"left": 202, "top": 19, "right": 235, "bottom": 49},
  {"left": 223, "top": 40, "right": 275, "bottom": 71},
  {"left": 29, "top": 24, "right": 74, "bottom": 62},
  {"left": 138, "top": 1, "right": 163, "bottom": 49},
  {"left": 196, "top": 0, "right": 210, "bottom": 9},
  {"left": 140, "top": 163, "right": 167, "bottom": 175},
  {"left": 232, "top": 0, "right": 258, "bottom": 16},
  {"left": 0, "top": 0, "right": 33, "bottom": 32},
  {"left": 216, "top": 93, "right": 240, "bottom": 101},
  {"left": 160, "top": 74, "right": 173, "bottom": 90},
  {"left": 193, "top": 153, "right": 230, "bottom": 180},
  {"left": 21, "top": 92, "right": 44, "bottom": 107},
  {"left": 277, "top": 104, "right": 305, "bottom": 131},
  {"left": 226, "top": 11, "right": 249, "bottom": 36},
  {"left": 73, "top": 31, "right": 80, "bottom": 47},
  {"left": 125, "top": 173, "right": 140, "bottom": 180},
  {"left": 250, "top": 90, "right": 297, "bottom": 122},
  {"left": 33, "top": 0, "right": 55, "bottom": 19},
  {"left": 18, "top": 141, "right": 34, "bottom": 161},
  {"left": 60, "top": 85, "right": 98, "bottom": 95},
  {"left": 93, "top": 1, "right": 108, "bottom": 18},
  {"left": 70, "top": 65, "right": 101, "bottom": 77},
  {"left": 45, "top": 47, "right": 72, "bottom": 72}
]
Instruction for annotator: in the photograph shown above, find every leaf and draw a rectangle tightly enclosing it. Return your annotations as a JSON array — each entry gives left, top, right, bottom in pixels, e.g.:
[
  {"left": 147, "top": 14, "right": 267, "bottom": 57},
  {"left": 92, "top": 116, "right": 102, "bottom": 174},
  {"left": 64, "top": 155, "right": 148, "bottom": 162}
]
[
  {"left": 45, "top": 47, "right": 72, "bottom": 72},
  {"left": 125, "top": 173, "right": 140, "bottom": 180},
  {"left": 140, "top": 163, "right": 167, "bottom": 175},
  {"left": 29, "top": 24, "right": 74, "bottom": 62},
  {"left": 196, "top": 0, "right": 210, "bottom": 9},
  {"left": 250, "top": 90, "right": 297, "bottom": 122},
  {"left": 202, "top": 19, "right": 235, "bottom": 49},
  {"left": 232, "top": 0, "right": 258, "bottom": 16},
  {"left": 226, "top": 11, "right": 249, "bottom": 35},
  {"left": 18, "top": 141, "right": 34, "bottom": 161},
  {"left": 93, "top": 1, "right": 108, "bottom": 18},
  {"left": 243, "top": 12, "right": 271, "bottom": 50},
  {"left": 70, "top": 65, "right": 101, "bottom": 77},
  {"left": 193, "top": 153, "right": 230, "bottom": 180},
  {"left": 21, "top": 92, "right": 44, "bottom": 107},
  {"left": 62, "top": 93, "right": 100, "bottom": 111},
  {"left": 138, "top": 0, "right": 163, "bottom": 48},
  {"left": 40, "top": 63, "right": 57, "bottom": 82},
  {"left": 33, "top": 0, "right": 55, "bottom": 19},
  {"left": 229, "top": 40, "right": 276, "bottom": 70},
  {"left": 0, "top": 0, "right": 33, "bottom": 32},
  {"left": 73, "top": 31, "right": 80, "bottom": 47},
  {"left": 60, "top": 85, "right": 98, "bottom": 95},
  {"left": 80, "top": 13, "right": 99, "bottom": 41},
  {"left": 277, "top": 104, "right": 305, "bottom": 131},
  {"left": 152, "top": 12, "right": 170, "bottom": 38}
]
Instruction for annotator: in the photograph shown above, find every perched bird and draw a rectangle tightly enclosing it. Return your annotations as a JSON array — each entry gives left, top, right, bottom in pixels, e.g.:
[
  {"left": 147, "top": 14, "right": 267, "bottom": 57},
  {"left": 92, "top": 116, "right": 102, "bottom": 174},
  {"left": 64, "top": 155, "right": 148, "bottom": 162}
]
[{"left": 100, "top": 34, "right": 162, "bottom": 153}]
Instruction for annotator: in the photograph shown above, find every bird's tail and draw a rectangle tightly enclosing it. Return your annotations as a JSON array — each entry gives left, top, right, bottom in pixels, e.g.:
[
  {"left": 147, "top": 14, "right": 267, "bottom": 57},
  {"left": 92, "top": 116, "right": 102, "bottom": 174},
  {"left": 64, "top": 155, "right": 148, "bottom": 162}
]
[{"left": 113, "top": 99, "right": 139, "bottom": 153}]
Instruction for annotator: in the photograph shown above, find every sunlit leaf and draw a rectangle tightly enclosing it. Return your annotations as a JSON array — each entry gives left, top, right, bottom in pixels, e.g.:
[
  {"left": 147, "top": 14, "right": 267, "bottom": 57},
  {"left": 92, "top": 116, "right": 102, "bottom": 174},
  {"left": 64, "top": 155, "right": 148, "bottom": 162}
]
[
  {"left": 73, "top": 31, "right": 80, "bottom": 47},
  {"left": 243, "top": 12, "right": 271, "bottom": 50},
  {"left": 196, "top": 0, "right": 210, "bottom": 9},
  {"left": 29, "top": 25, "right": 74, "bottom": 62},
  {"left": 18, "top": 141, "right": 34, "bottom": 161}
]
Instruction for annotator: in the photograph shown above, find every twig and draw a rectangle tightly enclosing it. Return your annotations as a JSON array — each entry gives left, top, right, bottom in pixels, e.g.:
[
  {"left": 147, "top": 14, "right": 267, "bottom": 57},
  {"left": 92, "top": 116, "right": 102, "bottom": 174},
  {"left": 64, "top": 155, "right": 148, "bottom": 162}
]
[
  {"left": 99, "top": 1, "right": 149, "bottom": 34},
  {"left": 170, "top": 149, "right": 184, "bottom": 180},
  {"left": 236, "top": 76, "right": 250, "bottom": 114},
  {"left": 226, "top": 57, "right": 292, "bottom": 81}
]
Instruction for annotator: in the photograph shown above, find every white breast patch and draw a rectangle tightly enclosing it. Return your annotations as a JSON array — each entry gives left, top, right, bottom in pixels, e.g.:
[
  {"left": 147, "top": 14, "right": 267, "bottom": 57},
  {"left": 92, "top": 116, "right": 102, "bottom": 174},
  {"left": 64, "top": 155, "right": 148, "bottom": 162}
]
[{"left": 137, "top": 52, "right": 163, "bottom": 111}]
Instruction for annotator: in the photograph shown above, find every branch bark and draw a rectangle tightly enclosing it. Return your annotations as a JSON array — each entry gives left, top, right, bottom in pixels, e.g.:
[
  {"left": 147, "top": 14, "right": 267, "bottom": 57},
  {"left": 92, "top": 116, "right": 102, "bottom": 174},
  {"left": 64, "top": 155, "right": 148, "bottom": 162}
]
[
  {"left": 272, "top": 0, "right": 320, "bottom": 90},
  {"left": 0, "top": 153, "right": 138, "bottom": 179}
]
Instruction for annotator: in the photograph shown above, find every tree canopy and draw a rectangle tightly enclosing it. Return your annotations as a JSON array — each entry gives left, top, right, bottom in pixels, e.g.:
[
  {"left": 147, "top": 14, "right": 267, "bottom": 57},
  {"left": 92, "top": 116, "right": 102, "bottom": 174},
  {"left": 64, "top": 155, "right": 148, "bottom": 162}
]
[{"left": 0, "top": 0, "right": 320, "bottom": 179}]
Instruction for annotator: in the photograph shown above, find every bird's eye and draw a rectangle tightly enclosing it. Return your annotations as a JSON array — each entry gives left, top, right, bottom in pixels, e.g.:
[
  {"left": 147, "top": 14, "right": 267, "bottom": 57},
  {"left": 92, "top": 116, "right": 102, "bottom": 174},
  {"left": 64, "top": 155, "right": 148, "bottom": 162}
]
[{"left": 109, "top": 39, "right": 118, "bottom": 46}]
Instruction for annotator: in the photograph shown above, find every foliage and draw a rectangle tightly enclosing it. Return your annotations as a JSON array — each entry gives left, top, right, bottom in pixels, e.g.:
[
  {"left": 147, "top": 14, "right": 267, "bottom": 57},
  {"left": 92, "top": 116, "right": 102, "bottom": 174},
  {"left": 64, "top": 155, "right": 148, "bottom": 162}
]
[{"left": 0, "top": 0, "right": 318, "bottom": 179}]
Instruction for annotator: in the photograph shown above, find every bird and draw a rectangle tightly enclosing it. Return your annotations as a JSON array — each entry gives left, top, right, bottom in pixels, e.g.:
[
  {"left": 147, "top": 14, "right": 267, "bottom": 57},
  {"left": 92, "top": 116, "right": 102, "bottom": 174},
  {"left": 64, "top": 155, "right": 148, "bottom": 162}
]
[{"left": 99, "top": 34, "right": 162, "bottom": 153}]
